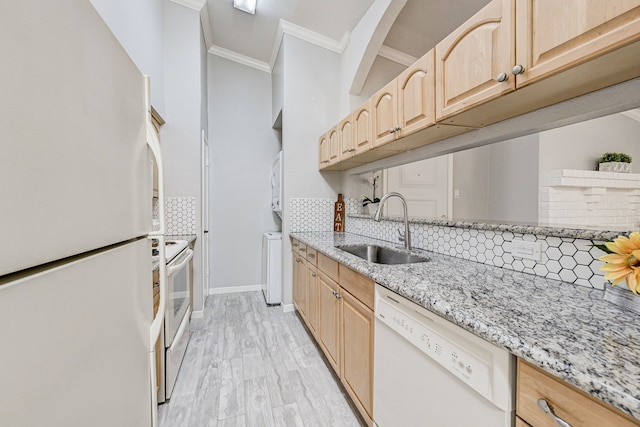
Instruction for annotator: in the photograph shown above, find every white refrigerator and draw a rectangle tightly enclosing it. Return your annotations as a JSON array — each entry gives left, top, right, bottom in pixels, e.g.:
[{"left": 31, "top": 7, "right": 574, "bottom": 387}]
[{"left": 0, "top": 2, "right": 165, "bottom": 426}]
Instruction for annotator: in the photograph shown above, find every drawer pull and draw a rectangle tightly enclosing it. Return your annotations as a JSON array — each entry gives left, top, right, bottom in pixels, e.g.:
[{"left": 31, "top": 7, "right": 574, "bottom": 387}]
[
  {"left": 308, "top": 253, "right": 315, "bottom": 259},
  {"left": 537, "top": 398, "right": 572, "bottom": 427}
]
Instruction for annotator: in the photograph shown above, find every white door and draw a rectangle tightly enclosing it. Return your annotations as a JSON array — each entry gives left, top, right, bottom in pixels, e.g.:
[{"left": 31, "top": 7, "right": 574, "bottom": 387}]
[
  {"left": 0, "top": 239, "right": 152, "bottom": 426},
  {"left": 0, "top": 1, "right": 150, "bottom": 276},
  {"left": 383, "top": 156, "right": 451, "bottom": 219},
  {"left": 201, "top": 131, "right": 210, "bottom": 300}
]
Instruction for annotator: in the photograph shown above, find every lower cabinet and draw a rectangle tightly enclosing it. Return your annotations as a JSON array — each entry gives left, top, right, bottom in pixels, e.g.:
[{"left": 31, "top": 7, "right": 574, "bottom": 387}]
[
  {"left": 317, "top": 270, "right": 341, "bottom": 372},
  {"left": 292, "top": 242, "right": 375, "bottom": 426},
  {"left": 341, "top": 288, "right": 374, "bottom": 422},
  {"left": 517, "top": 358, "right": 640, "bottom": 427},
  {"left": 292, "top": 253, "right": 307, "bottom": 321}
]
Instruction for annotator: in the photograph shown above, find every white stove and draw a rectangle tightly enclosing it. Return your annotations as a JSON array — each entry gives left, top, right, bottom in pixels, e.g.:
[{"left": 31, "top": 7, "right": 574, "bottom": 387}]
[{"left": 152, "top": 239, "right": 188, "bottom": 264}]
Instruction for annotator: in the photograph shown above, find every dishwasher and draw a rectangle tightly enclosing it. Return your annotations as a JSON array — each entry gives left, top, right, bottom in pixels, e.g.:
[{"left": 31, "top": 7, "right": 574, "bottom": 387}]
[{"left": 374, "top": 285, "right": 515, "bottom": 427}]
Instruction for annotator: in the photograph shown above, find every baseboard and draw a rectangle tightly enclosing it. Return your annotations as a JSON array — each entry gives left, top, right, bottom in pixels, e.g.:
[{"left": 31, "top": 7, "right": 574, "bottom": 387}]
[
  {"left": 208, "top": 284, "right": 263, "bottom": 295},
  {"left": 190, "top": 310, "right": 204, "bottom": 319},
  {"left": 281, "top": 303, "right": 295, "bottom": 313}
]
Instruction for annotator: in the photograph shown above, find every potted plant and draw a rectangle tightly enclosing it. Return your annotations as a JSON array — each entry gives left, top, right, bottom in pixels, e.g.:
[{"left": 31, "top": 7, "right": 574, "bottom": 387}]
[{"left": 598, "top": 152, "right": 632, "bottom": 173}]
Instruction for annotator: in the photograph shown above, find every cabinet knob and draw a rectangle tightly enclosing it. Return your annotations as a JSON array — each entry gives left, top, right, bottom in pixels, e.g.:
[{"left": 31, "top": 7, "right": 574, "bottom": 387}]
[
  {"left": 389, "top": 128, "right": 396, "bottom": 134},
  {"left": 311, "top": 272, "right": 316, "bottom": 277},
  {"left": 537, "top": 399, "right": 572, "bottom": 427},
  {"left": 295, "top": 258, "right": 301, "bottom": 263},
  {"left": 348, "top": 148, "right": 356, "bottom": 153},
  {"left": 512, "top": 64, "right": 525, "bottom": 75},
  {"left": 496, "top": 72, "right": 509, "bottom": 82}
]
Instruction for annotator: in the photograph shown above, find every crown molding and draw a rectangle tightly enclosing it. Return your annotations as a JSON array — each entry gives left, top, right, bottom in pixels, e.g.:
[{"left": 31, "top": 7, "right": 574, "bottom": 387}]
[
  {"left": 208, "top": 45, "right": 271, "bottom": 73},
  {"left": 168, "top": 0, "right": 206, "bottom": 11},
  {"left": 200, "top": 2, "right": 213, "bottom": 49},
  {"left": 269, "top": 19, "right": 350, "bottom": 71},
  {"left": 377, "top": 45, "right": 416, "bottom": 67}
]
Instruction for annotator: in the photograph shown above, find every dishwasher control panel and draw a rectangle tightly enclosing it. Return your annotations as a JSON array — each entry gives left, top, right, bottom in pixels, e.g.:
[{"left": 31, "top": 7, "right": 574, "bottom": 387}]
[{"left": 377, "top": 294, "right": 492, "bottom": 399}]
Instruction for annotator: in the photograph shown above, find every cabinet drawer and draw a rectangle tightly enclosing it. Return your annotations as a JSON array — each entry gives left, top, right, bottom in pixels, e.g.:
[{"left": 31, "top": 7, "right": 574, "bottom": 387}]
[
  {"left": 318, "top": 252, "right": 339, "bottom": 283},
  {"left": 306, "top": 247, "right": 318, "bottom": 266},
  {"left": 517, "top": 359, "right": 640, "bottom": 427},
  {"left": 339, "top": 265, "right": 374, "bottom": 310}
]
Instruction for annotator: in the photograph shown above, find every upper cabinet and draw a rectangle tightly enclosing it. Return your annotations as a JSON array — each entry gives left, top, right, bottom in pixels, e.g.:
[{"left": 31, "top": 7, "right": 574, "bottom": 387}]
[
  {"left": 397, "top": 49, "right": 437, "bottom": 137},
  {"left": 373, "top": 50, "right": 437, "bottom": 148},
  {"left": 339, "top": 114, "right": 356, "bottom": 161},
  {"left": 372, "top": 79, "right": 399, "bottom": 147},
  {"left": 515, "top": 0, "right": 640, "bottom": 87},
  {"left": 318, "top": 132, "right": 329, "bottom": 169},
  {"left": 328, "top": 127, "right": 339, "bottom": 165},
  {"left": 319, "top": 0, "right": 640, "bottom": 170},
  {"left": 435, "top": 0, "right": 515, "bottom": 123},
  {"left": 354, "top": 100, "right": 373, "bottom": 155},
  {"left": 436, "top": 0, "right": 640, "bottom": 127}
]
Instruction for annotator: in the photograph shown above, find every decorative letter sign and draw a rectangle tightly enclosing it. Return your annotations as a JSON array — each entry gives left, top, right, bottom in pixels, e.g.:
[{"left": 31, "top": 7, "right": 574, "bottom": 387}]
[{"left": 334, "top": 193, "right": 345, "bottom": 232}]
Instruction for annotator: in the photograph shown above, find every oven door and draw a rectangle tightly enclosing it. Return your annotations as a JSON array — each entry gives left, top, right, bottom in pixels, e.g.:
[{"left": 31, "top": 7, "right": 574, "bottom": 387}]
[{"left": 164, "top": 247, "right": 193, "bottom": 346}]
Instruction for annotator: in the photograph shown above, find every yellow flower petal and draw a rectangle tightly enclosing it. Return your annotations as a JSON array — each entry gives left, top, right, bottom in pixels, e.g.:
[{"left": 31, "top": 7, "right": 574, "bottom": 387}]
[
  {"left": 600, "top": 264, "right": 631, "bottom": 273},
  {"left": 606, "top": 241, "right": 628, "bottom": 255},
  {"left": 630, "top": 232, "right": 640, "bottom": 247},
  {"left": 599, "top": 253, "right": 627, "bottom": 264},
  {"left": 604, "top": 269, "right": 631, "bottom": 283}
]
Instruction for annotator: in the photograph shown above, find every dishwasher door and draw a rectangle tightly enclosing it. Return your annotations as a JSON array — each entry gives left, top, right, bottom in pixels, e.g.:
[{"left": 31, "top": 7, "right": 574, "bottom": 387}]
[{"left": 373, "top": 285, "right": 514, "bottom": 427}]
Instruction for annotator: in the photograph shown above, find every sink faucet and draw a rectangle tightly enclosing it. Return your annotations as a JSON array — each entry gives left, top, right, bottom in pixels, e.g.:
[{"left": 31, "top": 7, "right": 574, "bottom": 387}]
[{"left": 374, "top": 192, "right": 411, "bottom": 251}]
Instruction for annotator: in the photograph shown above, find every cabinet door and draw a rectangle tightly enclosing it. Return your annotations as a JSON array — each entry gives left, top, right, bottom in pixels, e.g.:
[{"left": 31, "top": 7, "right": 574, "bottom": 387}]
[
  {"left": 398, "top": 49, "right": 436, "bottom": 137},
  {"left": 292, "top": 254, "right": 307, "bottom": 320},
  {"left": 372, "top": 79, "right": 399, "bottom": 147},
  {"left": 328, "top": 126, "right": 340, "bottom": 165},
  {"left": 306, "top": 264, "right": 319, "bottom": 336},
  {"left": 436, "top": 0, "right": 515, "bottom": 123},
  {"left": 338, "top": 114, "right": 355, "bottom": 161},
  {"left": 354, "top": 100, "right": 373, "bottom": 155},
  {"left": 318, "top": 133, "right": 330, "bottom": 169},
  {"left": 515, "top": 0, "right": 640, "bottom": 88},
  {"left": 317, "top": 271, "right": 341, "bottom": 372},
  {"left": 341, "top": 289, "right": 374, "bottom": 420}
]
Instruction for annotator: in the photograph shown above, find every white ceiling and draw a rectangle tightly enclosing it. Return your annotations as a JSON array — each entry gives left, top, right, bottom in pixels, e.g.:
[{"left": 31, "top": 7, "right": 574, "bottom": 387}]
[{"left": 202, "top": 0, "right": 490, "bottom": 71}]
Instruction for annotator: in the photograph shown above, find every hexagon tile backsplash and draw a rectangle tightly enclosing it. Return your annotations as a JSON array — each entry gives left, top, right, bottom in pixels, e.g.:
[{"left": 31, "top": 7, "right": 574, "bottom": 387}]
[
  {"left": 291, "top": 197, "right": 610, "bottom": 290},
  {"left": 165, "top": 197, "right": 196, "bottom": 235}
]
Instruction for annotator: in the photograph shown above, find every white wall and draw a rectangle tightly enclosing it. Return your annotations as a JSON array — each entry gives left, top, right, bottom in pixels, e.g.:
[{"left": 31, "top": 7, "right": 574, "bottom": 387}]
[
  {"left": 207, "top": 55, "right": 280, "bottom": 289},
  {"left": 486, "top": 134, "right": 539, "bottom": 223},
  {"left": 281, "top": 35, "right": 342, "bottom": 305},
  {"left": 90, "top": 0, "right": 166, "bottom": 116},
  {"left": 163, "top": 1, "right": 205, "bottom": 311},
  {"left": 539, "top": 113, "right": 640, "bottom": 172},
  {"left": 452, "top": 147, "right": 489, "bottom": 220}
]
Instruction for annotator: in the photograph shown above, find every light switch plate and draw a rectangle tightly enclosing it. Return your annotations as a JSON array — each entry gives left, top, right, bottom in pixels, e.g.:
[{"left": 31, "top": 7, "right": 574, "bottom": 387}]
[{"left": 510, "top": 240, "right": 541, "bottom": 261}]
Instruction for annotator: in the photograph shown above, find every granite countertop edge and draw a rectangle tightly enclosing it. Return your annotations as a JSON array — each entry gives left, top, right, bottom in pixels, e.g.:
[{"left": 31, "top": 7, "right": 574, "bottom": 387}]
[{"left": 291, "top": 231, "right": 640, "bottom": 420}]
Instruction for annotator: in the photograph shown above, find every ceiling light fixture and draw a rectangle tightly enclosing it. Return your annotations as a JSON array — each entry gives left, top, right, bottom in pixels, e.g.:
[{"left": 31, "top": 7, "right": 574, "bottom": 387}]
[{"left": 233, "top": 0, "right": 256, "bottom": 14}]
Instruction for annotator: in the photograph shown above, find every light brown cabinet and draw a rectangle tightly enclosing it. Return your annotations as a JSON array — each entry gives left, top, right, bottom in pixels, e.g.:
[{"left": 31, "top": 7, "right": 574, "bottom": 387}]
[
  {"left": 517, "top": 358, "right": 640, "bottom": 427},
  {"left": 372, "top": 79, "right": 399, "bottom": 147},
  {"left": 292, "top": 253, "right": 307, "bottom": 321},
  {"left": 328, "top": 126, "right": 339, "bottom": 165},
  {"left": 338, "top": 114, "right": 356, "bottom": 161},
  {"left": 340, "top": 280, "right": 374, "bottom": 422},
  {"left": 354, "top": 100, "right": 373, "bottom": 155},
  {"left": 317, "top": 269, "right": 341, "bottom": 372},
  {"left": 436, "top": 0, "right": 640, "bottom": 127},
  {"left": 291, "top": 242, "right": 375, "bottom": 426},
  {"left": 306, "top": 263, "right": 319, "bottom": 337},
  {"left": 435, "top": 0, "right": 515, "bottom": 124},
  {"left": 318, "top": 133, "right": 329, "bottom": 169},
  {"left": 514, "top": 0, "right": 640, "bottom": 89}
]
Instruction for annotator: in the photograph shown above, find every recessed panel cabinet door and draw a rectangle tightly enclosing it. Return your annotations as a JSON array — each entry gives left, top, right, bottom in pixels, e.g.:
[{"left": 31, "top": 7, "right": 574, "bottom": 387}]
[
  {"left": 372, "top": 79, "right": 399, "bottom": 147},
  {"left": 317, "top": 272, "right": 341, "bottom": 372},
  {"left": 319, "top": 133, "right": 330, "bottom": 169},
  {"left": 292, "top": 254, "right": 307, "bottom": 320},
  {"left": 328, "top": 126, "right": 340, "bottom": 165},
  {"left": 436, "top": 0, "right": 515, "bottom": 124},
  {"left": 339, "top": 115, "right": 355, "bottom": 161},
  {"left": 354, "top": 100, "right": 373, "bottom": 155},
  {"left": 515, "top": 0, "right": 640, "bottom": 88},
  {"left": 341, "top": 290, "right": 374, "bottom": 419},
  {"left": 306, "top": 265, "right": 319, "bottom": 336},
  {"left": 398, "top": 49, "right": 436, "bottom": 137}
]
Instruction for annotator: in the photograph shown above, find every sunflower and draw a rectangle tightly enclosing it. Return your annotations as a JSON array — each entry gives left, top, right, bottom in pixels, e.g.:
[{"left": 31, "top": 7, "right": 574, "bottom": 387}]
[{"left": 599, "top": 232, "right": 640, "bottom": 294}]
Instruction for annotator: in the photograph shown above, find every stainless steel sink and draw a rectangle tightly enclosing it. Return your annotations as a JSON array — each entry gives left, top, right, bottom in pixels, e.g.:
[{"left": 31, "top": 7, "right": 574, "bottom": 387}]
[{"left": 336, "top": 244, "right": 430, "bottom": 265}]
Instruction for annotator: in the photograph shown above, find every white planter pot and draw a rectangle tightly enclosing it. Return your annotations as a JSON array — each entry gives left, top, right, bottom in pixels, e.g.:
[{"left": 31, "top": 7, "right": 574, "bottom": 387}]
[
  {"left": 365, "top": 203, "right": 379, "bottom": 215},
  {"left": 599, "top": 162, "right": 632, "bottom": 173}
]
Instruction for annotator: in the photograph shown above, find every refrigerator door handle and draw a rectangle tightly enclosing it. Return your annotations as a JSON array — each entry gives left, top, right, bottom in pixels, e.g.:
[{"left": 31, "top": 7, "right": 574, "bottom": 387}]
[{"left": 144, "top": 76, "right": 165, "bottom": 427}]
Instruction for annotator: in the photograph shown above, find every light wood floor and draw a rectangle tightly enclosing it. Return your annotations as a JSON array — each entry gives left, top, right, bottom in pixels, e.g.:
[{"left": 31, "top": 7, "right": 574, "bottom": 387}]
[{"left": 158, "top": 291, "right": 363, "bottom": 427}]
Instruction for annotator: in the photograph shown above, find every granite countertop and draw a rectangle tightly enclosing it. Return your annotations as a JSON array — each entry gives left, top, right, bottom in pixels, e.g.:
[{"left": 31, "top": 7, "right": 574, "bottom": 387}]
[{"left": 291, "top": 231, "right": 640, "bottom": 420}]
